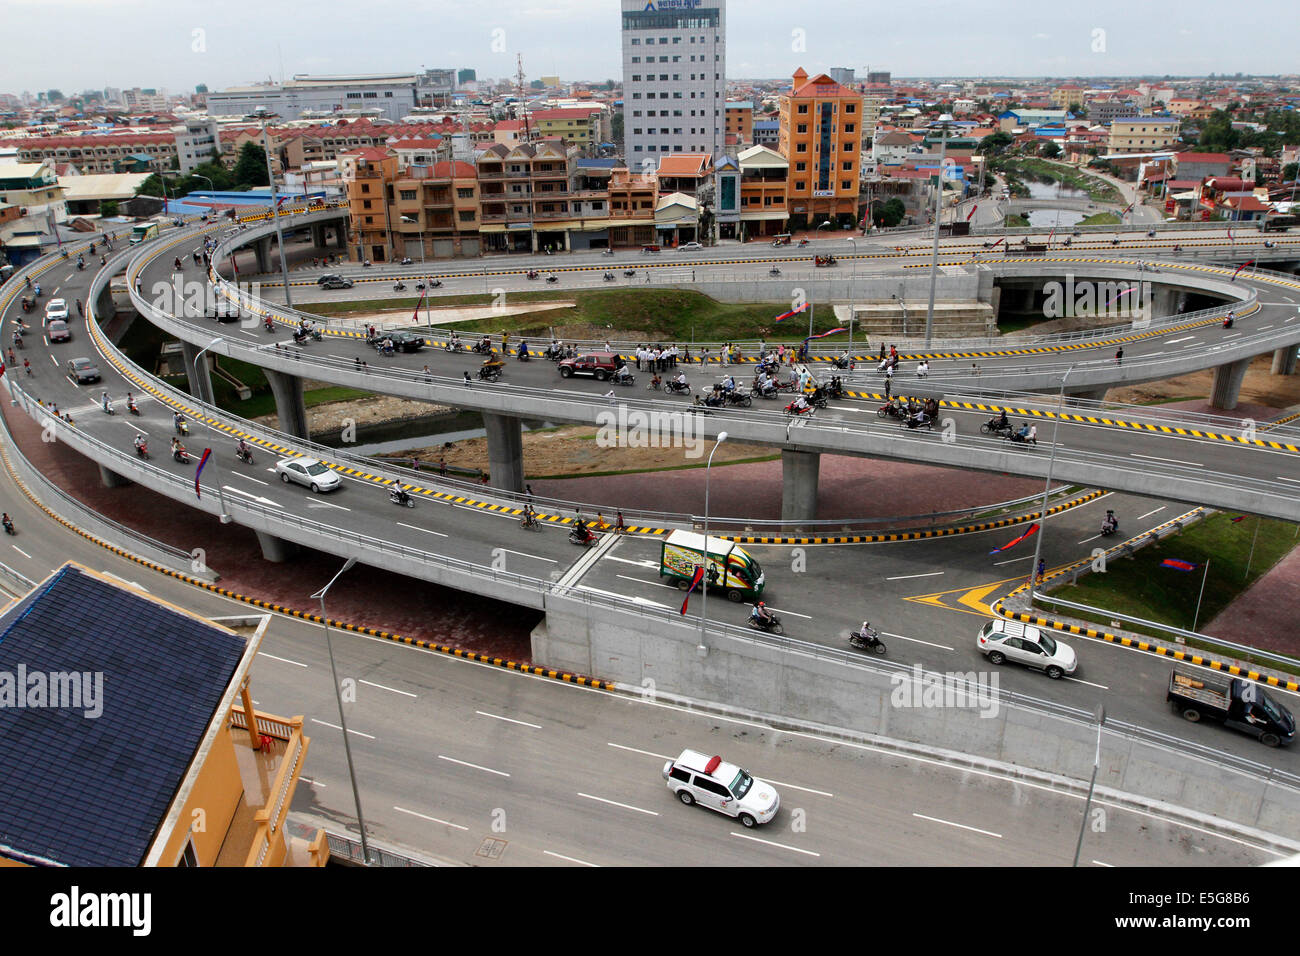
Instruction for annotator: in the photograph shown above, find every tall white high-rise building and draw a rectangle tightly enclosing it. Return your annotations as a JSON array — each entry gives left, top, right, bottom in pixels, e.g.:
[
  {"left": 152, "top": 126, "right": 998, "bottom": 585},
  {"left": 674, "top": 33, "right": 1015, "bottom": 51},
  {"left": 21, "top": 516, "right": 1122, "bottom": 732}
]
[{"left": 620, "top": 0, "right": 726, "bottom": 168}]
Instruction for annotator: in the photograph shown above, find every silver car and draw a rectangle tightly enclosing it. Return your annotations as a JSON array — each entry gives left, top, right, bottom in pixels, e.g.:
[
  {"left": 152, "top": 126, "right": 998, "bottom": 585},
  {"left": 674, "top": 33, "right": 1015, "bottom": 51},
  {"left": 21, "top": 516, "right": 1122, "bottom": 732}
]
[
  {"left": 274, "top": 457, "right": 341, "bottom": 493},
  {"left": 977, "top": 619, "right": 1077, "bottom": 679}
]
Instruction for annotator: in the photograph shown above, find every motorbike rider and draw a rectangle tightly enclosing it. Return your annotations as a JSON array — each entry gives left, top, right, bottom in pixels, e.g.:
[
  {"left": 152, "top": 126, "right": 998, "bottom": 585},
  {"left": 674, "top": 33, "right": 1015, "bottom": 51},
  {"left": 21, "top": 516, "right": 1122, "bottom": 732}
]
[
  {"left": 2, "top": 513, "right": 13, "bottom": 534},
  {"left": 237, "top": 437, "right": 252, "bottom": 460},
  {"left": 720, "top": 373, "right": 736, "bottom": 392},
  {"left": 613, "top": 362, "right": 633, "bottom": 384},
  {"left": 751, "top": 601, "right": 775, "bottom": 627},
  {"left": 789, "top": 393, "right": 810, "bottom": 414},
  {"left": 126, "top": 392, "right": 138, "bottom": 414},
  {"left": 1102, "top": 510, "right": 1119, "bottom": 534},
  {"left": 649, "top": 373, "right": 663, "bottom": 390},
  {"left": 101, "top": 390, "right": 112, "bottom": 413},
  {"left": 170, "top": 437, "right": 186, "bottom": 458},
  {"left": 673, "top": 370, "right": 687, "bottom": 389},
  {"left": 995, "top": 409, "right": 1009, "bottom": 432},
  {"left": 133, "top": 434, "right": 147, "bottom": 454}
]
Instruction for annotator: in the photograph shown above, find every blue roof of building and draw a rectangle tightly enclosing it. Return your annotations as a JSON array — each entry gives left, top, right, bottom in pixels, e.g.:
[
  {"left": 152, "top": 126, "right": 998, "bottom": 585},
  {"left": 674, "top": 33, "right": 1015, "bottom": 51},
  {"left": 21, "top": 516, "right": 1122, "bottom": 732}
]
[
  {"left": 576, "top": 158, "right": 618, "bottom": 168},
  {"left": 754, "top": 120, "right": 779, "bottom": 130},
  {"left": 0, "top": 565, "right": 246, "bottom": 867}
]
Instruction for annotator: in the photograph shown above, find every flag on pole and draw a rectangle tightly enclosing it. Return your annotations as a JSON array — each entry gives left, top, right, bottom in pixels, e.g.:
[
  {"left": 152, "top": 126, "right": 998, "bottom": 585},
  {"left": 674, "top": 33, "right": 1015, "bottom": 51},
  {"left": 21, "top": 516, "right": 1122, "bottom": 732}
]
[
  {"left": 1161, "top": 558, "right": 1197, "bottom": 572},
  {"left": 1231, "top": 515, "right": 1246, "bottom": 523},
  {"left": 808, "top": 326, "right": 849, "bottom": 340},
  {"left": 195, "top": 448, "right": 212, "bottom": 500},
  {"left": 1231, "top": 259, "right": 1255, "bottom": 280},
  {"left": 1046, "top": 226, "right": 1056, "bottom": 245},
  {"left": 989, "top": 522, "right": 1039, "bottom": 555},
  {"left": 990, "top": 237, "right": 1005, "bottom": 249},
  {"left": 680, "top": 564, "right": 706, "bottom": 615},
  {"left": 773, "top": 303, "right": 809, "bottom": 324},
  {"left": 411, "top": 287, "right": 427, "bottom": 324},
  {"left": 1226, "top": 228, "right": 1233, "bottom": 241},
  {"left": 966, "top": 204, "right": 978, "bottom": 222}
]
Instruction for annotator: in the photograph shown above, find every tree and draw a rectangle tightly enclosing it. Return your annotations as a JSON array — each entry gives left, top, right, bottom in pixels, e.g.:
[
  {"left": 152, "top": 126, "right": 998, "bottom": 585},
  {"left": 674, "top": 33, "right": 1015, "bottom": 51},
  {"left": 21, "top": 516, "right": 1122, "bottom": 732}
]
[
  {"left": 979, "top": 131, "right": 1014, "bottom": 156},
  {"left": 46, "top": 89, "right": 64, "bottom": 103},
  {"left": 1040, "top": 141, "right": 1061, "bottom": 158},
  {"left": 1284, "top": 163, "right": 1298, "bottom": 184},
  {"left": 100, "top": 200, "right": 119, "bottom": 218},
  {"left": 877, "top": 198, "right": 905, "bottom": 228},
  {"left": 611, "top": 111, "right": 624, "bottom": 143},
  {"left": 232, "top": 142, "right": 270, "bottom": 188}
]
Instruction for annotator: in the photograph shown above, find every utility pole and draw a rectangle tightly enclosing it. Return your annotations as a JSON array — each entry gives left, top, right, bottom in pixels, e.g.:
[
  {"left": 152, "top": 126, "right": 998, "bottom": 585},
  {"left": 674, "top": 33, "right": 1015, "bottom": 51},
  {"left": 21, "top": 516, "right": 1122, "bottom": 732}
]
[{"left": 517, "top": 54, "right": 532, "bottom": 143}]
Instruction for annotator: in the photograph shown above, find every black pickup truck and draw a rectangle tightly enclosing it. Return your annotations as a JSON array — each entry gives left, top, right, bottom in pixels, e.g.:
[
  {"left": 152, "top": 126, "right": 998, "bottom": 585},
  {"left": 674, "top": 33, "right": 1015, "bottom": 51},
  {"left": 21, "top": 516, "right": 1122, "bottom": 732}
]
[{"left": 1167, "top": 669, "right": 1294, "bottom": 747}]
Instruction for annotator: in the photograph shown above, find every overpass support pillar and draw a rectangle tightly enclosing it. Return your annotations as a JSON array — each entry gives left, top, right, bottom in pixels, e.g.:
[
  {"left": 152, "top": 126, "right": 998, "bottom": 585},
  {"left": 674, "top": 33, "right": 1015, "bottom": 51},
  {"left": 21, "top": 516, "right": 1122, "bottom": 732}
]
[
  {"left": 254, "top": 236, "right": 272, "bottom": 273},
  {"left": 335, "top": 225, "right": 347, "bottom": 250},
  {"left": 1210, "top": 357, "right": 1252, "bottom": 411},
  {"left": 483, "top": 412, "right": 525, "bottom": 492},
  {"left": 98, "top": 465, "right": 131, "bottom": 489},
  {"left": 311, "top": 223, "right": 326, "bottom": 248},
  {"left": 781, "top": 449, "right": 820, "bottom": 522},
  {"left": 255, "top": 531, "right": 299, "bottom": 563},
  {"left": 1150, "top": 286, "right": 1176, "bottom": 319},
  {"left": 1272, "top": 346, "right": 1298, "bottom": 376},
  {"left": 265, "top": 368, "right": 310, "bottom": 439},
  {"left": 180, "top": 341, "right": 216, "bottom": 405}
]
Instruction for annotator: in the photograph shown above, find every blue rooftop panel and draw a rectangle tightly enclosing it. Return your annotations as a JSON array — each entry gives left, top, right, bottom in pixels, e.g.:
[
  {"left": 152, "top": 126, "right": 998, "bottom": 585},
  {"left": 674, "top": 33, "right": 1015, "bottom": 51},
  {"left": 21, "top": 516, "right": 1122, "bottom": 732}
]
[{"left": 0, "top": 566, "right": 245, "bottom": 867}]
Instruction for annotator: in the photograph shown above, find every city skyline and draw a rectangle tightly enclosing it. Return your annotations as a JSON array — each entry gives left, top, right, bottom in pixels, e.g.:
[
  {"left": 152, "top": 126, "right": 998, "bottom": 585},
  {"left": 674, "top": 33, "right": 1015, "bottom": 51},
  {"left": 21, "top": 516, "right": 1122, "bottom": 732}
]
[{"left": 4, "top": 0, "right": 1297, "bottom": 96}]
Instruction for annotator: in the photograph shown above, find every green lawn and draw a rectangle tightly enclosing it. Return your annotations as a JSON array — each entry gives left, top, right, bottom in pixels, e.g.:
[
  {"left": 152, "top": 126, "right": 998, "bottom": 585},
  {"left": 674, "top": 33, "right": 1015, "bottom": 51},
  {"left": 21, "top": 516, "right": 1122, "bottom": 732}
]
[
  {"left": 1078, "top": 212, "right": 1120, "bottom": 226},
  {"left": 312, "top": 288, "right": 836, "bottom": 345},
  {"left": 1003, "top": 215, "right": 1030, "bottom": 228},
  {"left": 1045, "top": 513, "right": 1300, "bottom": 663}
]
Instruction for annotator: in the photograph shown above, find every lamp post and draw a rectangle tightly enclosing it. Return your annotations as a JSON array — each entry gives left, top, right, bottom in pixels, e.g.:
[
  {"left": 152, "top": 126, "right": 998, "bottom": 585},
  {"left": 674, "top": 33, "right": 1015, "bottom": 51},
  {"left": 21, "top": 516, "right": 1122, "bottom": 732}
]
[
  {"left": 1072, "top": 704, "right": 1106, "bottom": 867},
  {"left": 259, "top": 119, "right": 295, "bottom": 310},
  {"left": 311, "top": 557, "right": 374, "bottom": 865},
  {"left": 400, "top": 215, "right": 431, "bottom": 326},
  {"left": 846, "top": 237, "right": 859, "bottom": 357},
  {"left": 1028, "top": 363, "right": 1075, "bottom": 604},
  {"left": 191, "top": 337, "right": 231, "bottom": 524},
  {"left": 923, "top": 116, "right": 955, "bottom": 347},
  {"left": 698, "top": 432, "right": 728, "bottom": 654},
  {"left": 192, "top": 174, "right": 214, "bottom": 192}
]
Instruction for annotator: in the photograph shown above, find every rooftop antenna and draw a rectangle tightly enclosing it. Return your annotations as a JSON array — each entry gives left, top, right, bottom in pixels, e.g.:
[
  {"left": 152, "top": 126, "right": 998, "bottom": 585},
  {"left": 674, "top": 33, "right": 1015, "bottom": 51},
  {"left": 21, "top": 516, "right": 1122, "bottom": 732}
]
[{"left": 517, "top": 53, "right": 532, "bottom": 142}]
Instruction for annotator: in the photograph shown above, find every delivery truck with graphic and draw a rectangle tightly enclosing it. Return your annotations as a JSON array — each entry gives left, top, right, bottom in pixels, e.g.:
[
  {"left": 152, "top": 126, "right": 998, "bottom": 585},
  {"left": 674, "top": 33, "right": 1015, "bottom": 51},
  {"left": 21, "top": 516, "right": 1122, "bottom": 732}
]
[
  {"left": 128, "top": 221, "right": 160, "bottom": 245},
  {"left": 1167, "top": 669, "right": 1294, "bottom": 747},
  {"left": 659, "top": 530, "right": 765, "bottom": 602}
]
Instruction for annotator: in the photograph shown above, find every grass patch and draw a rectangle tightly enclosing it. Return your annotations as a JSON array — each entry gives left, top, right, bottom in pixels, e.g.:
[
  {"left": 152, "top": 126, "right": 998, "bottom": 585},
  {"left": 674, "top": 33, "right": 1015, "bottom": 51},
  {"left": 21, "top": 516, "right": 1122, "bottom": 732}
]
[
  {"left": 998, "top": 158, "right": 1122, "bottom": 204},
  {"left": 526, "top": 452, "right": 781, "bottom": 481},
  {"left": 310, "top": 288, "right": 836, "bottom": 345},
  {"left": 1079, "top": 212, "right": 1120, "bottom": 226},
  {"left": 1046, "top": 512, "right": 1300, "bottom": 666},
  {"left": 1003, "top": 215, "right": 1030, "bottom": 228}
]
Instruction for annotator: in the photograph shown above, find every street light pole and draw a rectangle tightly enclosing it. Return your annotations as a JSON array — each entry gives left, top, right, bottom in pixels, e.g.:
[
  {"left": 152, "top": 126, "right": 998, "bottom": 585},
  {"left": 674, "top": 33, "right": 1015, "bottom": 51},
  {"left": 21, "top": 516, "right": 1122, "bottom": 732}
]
[
  {"left": 191, "top": 337, "right": 231, "bottom": 524},
  {"left": 311, "top": 557, "right": 374, "bottom": 864},
  {"left": 1072, "top": 704, "right": 1106, "bottom": 867},
  {"left": 923, "top": 120, "right": 952, "bottom": 347},
  {"left": 1028, "top": 363, "right": 1075, "bottom": 603},
  {"left": 698, "top": 432, "right": 728, "bottom": 653},
  {"left": 260, "top": 120, "right": 295, "bottom": 310}
]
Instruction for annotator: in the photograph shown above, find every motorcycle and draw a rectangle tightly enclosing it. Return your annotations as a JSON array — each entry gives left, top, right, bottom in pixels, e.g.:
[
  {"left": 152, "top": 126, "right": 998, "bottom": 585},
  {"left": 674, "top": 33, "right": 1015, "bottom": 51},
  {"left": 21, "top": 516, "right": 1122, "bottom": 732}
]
[
  {"left": 236, "top": 446, "right": 255, "bottom": 465},
  {"left": 444, "top": 340, "right": 465, "bottom": 353},
  {"left": 389, "top": 486, "right": 415, "bottom": 508},
  {"left": 902, "top": 412, "right": 933, "bottom": 430},
  {"left": 127, "top": 401, "right": 140, "bottom": 416},
  {"left": 849, "top": 624, "right": 886, "bottom": 655},
  {"left": 102, "top": 401, "right": 115, "bottom": 416},
  {"left": 526, "top": 270, "right": 540, "bottom": 280},
  {"left": 568, "top": 525, "right": 598, "bottom": 547},
  {"left": 20, "top": 298, "right": 32, "bottom": 313},
  {"left": 723, "top": 389, "right": 752, "bottom": 407},
  {"left": 546, "top": 274, "right": 559, "bottom": 283},
  {"left": 2, "top": 517, "right": 14, "bottom": 536},
  {"left": 77, "top": 259, "right": 85, "bottom": 271},
  {"left": 12, "top": 332, "right": 23, "bottom": 349},
  {"left": 830, "top": 356, "right": 853, "bottom": 370},
  {"left": 623, "top": 269, "right": 636, "bottom": 277},
  {"left": 175, "top": 418, "right": 189, "bottom": 436},
  {"left": 603, "top": 272, "right": 616, "bottom": 281},
  {"left": 1100, "top": 519, "right": 1120, "bottom": 537},
  {"left": 877, "top": 400, "right": 907, "bottom": 421},
  {"left": 472, "top": 340, "right": 494, "bottom": 355},
  {"left": 980, "top": 418, "right": 1013, "bottom": 437},
  {"left": 264, "top": 317, "right": 275, "bottom": 332},
  {"left": 798, "top": 238, "right": 809, "bottom": 247},
  {"left": 173, "top": 447, "right": 191, "bottom": 463},
  {"left": 134, "top": 441, "right": 151, "bottom": 460},
  {"left": 747, "top": 612, "right": 783, "bottom": 635},
  {"left": 602, "top": 248, "right": 615, "bottom": 256},
  {"left": 784, "top": 400, "right": 815, "bottom": 416},
  {"left": 664, "top": 379, "right": 691, "bottom": 395},
  {"left": 394, "top": 281, "right": 407, "bottom": 291},
  {"left": 517, "top": 347, "right": 531, "bottom": 362},
  {"left": 768, "top": 267, "right": 781, "bottom": 277},
  {"left": 611, "top": 373, "right": 636, "bottom": 386},
  {"left": 477, "top": 364, "right": 504, "bottom": 382},
  {"left": 399, "top": 257, "right": 413, "bottom": 265}
]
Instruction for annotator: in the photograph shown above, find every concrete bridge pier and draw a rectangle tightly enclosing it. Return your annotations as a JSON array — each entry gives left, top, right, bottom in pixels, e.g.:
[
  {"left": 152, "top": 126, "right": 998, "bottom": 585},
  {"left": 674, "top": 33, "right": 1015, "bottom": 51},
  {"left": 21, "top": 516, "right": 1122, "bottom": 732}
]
[
  {"left": 265, "top": 368, "right": 310, "bottom": 438},
  {"left": 335, "top": 225, "right": 348, "bottom": 250},
  {"left": 311, "top": 223, "right": 327, "bottom": 249},
  {"left": 254, "top": 236, "right": 272, "bottom": 274},
  {"left": 98, "top": 465, "right": 131, "bottom": 489},
  {"left": 1210, "top": 357, "right": 1252, "bottom": 411},
  {"left": 180, "top": 341, "right": 216, "bottom": 405},
  {"left": 1066, "top": 386, "right": 1110, "bottom": 403},
  {"left": 1149, "top": 285, "right": 1178, "bottom": 319},
  {"left": 781, "top": 449, "right": 820, "bottom": 521},
  {"left": 483, "top": 412, "right": 525, "bottom": 492},
  {"left": 1272, "top": 346, "right": 1297, "bottom": 376},
  {"left": 255, "top": 531, "right": 299, "bottom": 563}
]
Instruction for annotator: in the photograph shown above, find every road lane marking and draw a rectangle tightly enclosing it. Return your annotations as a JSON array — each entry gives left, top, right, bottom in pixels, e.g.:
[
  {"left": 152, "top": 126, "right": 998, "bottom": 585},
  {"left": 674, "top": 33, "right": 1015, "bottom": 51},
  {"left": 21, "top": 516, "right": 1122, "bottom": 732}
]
[
  {"left": 476, "top": 710, "right": 542, "bottom": 729},
  {"left": 230, "top": 472, "right": 269, "bottom": 486},
  {"left": 605, "top": 555, "right": 659, "bottom": 569},
  {"left": 396, "top": 521, "right": 448, "bottom": 538},
  {"left": 880, "top": 630, "right": 954, "bottom": 651},
  {"left": 1129, "top": 453, "right": 1203, "bottom": 467},
  {"left": 993, "top": 555, "right": 1032, "bottom": 566},
  {"left": 10, "top": 545, "right": 32, "bottom": 559},
  {"left": 306, "top": 499, "right": 351, "bottom": 511},
  {"left": 393, "top": 806, "right": 469, "bottom": 831},
  {"left": 913, "top": 813, "right": 1002, "bottom": 839},
  {"left": 493, "top": 547, "right": 558, "bottom": 563},
  {"left": 101, "top": 571, "right": 148, "bottom": 592},
  {"left": 1064, "top": 675, "right": 1110, "bottom": 690},
  {"left": 257, "top": 651, "right": 308, "bottom": 667},
  {"left": 311, "top": 718, "right": 374, "bottom": 739},
  {"left": 608, "top": 742, "right": 672, "bottom": 760},
  {"left": 886, "top": 571, "right": 945, "bottom": 581},
  {"left": 544, "top": 850, "right": 599, "bottom": 867},
  {"left": 223, "top": 485, "right": 278, "bottom": 505},
  {"left": 358, "top": 679, "right": 417, "bottom": 698},
  {"left": 1137, "top": 507, "right": 1166, "bottom": 520},
  {"left": 577, "top": 792, "right": 658, "bottom": 816},
  {"left": 438, "top": 754, "right": 509, "bottom": 777},
  {"left": 1092, "top": 860, "right": 1114, "bottom": 867},
  {"left": 1164, "top": 336, "right": 1195, "bottom": 344},
  {"left": 577, "top": 584, "right": 671, "bottom": 609},
  {"left": 762, "top": 778, "right": 834, "bottom": 798},
  {"left": 729, "top": 831, "right": 820, "bottom": 857}
]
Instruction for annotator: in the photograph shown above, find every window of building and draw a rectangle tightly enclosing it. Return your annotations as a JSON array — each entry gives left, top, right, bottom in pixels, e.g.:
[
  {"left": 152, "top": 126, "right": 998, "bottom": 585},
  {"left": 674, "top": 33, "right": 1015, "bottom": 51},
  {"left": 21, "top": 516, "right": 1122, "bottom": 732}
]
[
  {"left": 794, "top": 181, "right": 806, "bottom": 191},
  {"left": 399, "top": 189, "right": 416, "bottom": 201},
  {"left": 797, "top": 124, "right": 807, "bottom": 134},
  {"left": 798, "top": 105, "right": 808, "bottom": 114},
  {"left": 361, "top": 183, "right": 370, "bottom": 192},
  {"left": 632, "top": 75, "right": 641, "bottom": 82},
  {"left": 659, "top": 56, "right": 668, "bottom": 62},
  {"left": 795, "top": 161, "right": 807, "bottom": 171},
  {"left": 660, "top": 74, "right": 668, "bottom": 80},
  {"left": 844, "top": 123, "right": 855, "bottom": 133},
  {"left": 796, "top": 143, "right": 807, "bottom": 153},
  {"left": 674, "top": 145, "right": 683, "bottom": 151},
  {"left": 631, "top": 38, "right": 640, "bottom": 44},
  {"left": 632, "top": 56, "right": 640, "bottom": 63},
  {"left": 458, "top": 209, "right": 475, "bottom": 222},
  {"left": 842, "top": 161, "right": 853, "bottom": 171},
  {"left": 457, "top": 187, "right": 474, "bottom": 199},
  {"left": 673, "top": 36, "right": 681, "bottom": 43}
]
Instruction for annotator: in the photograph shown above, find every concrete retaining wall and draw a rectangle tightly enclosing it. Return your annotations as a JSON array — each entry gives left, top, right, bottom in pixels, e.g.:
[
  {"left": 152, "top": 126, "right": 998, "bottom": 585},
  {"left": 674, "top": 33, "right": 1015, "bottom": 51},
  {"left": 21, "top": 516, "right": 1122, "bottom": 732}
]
[{"left": 537, "top": 595, "right": 1300, "bottom": 839}]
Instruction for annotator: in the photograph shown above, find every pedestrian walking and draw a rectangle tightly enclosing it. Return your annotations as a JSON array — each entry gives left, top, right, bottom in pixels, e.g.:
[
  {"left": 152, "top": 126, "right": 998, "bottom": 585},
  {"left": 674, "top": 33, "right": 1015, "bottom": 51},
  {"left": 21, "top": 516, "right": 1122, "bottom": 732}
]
[
  {"left": 75, "top": 299, "right": 83, "bottom": 317},
  {"left": 884, "top": 377, "right": 892, "bottom": 400},
  {"left": 1115, "top": 346, "right": 1124, "bottom": 365},
  {"left": 1035, "top": 560, "right": 1046, "bottom": 586}
]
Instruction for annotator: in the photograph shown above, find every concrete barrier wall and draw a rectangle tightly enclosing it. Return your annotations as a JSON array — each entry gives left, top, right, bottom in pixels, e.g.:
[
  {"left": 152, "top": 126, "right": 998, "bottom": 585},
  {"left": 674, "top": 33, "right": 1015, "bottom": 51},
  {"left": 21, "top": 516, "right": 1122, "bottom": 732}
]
[{"left": 537, "top": 595, "right": 1300, "bottom": 839}]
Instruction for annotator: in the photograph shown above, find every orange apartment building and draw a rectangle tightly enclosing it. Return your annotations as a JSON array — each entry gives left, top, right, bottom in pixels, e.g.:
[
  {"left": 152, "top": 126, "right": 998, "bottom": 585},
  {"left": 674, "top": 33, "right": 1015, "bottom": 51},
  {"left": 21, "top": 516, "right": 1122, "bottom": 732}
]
[
  {"left": 725, "top": 101, "right": 754, "bottom": 144},
  {"left": 778, "top": 68, "right": 864, "bottom": 228},
  {"left": 344, "top": 147, "right": 400, "bottom": 262},
  {"left": 0, "top": 563, "right": 322, "bottom": 868},
  {"left": 607, "top": 167, "right": 658, "bottom": 247},
  {"left": 391, "top": 159, "right": 481, "bottom": 259},
  {"left": 737, "top": 144, "right": 789, "bottom": 237}
]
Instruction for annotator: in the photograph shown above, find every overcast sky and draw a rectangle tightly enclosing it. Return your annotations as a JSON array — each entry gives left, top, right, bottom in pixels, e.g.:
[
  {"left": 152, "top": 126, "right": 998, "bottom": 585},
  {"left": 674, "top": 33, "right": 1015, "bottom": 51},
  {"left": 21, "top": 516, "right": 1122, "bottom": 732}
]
[{"left": 3, "top": 0, "right": 1293, "bottom": 96}]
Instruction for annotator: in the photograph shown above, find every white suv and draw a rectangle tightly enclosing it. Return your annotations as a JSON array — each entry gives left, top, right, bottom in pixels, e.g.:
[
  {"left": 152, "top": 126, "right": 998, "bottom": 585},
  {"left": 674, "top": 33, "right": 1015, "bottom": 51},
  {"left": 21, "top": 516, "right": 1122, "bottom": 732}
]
[
  {"left": 662, "top": 749, "right": 780, "bottom": 827},
  {"left": 977, "top": 618, "right": 1077, "bottom": 679}
]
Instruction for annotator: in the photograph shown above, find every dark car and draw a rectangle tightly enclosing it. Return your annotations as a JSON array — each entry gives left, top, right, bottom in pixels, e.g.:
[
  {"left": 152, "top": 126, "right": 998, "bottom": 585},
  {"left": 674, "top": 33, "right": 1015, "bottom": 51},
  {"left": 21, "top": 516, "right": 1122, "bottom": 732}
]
[
  {"left": 320, "top": 276, "right": 355, "bottom": 290},
  {"left": 374, "top": 330, "right": 425, "bottom": 353},
  {"left": 47, "top": 319, "right": 72, "bottom": 343},
  {"left": 558, "top": 351, "right": 622, "bottom": 380},
  {"left": 67, "top": 357, "right": 101, "bottom": 384},
  {"left": 316, "top": 273, "right": 344, "bottom": 286}
]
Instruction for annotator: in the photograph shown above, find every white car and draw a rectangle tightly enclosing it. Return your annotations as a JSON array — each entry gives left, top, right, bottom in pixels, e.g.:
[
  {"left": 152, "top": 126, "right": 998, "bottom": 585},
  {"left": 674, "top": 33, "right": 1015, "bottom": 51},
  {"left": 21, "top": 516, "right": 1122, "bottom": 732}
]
[
  {"left": 45, "top": 298, "right": 69, "bottom": 321},
  {"left": 662, "top": 749, "right": 780, "bottom": 828},
  {"left": 678, "top": 241, "right": 703, "bottom": 251},
  {"left": 977, "top": 618, "right": 1077, "bottom": 679},
  {"left": 275, "top": 457, "right": 341, "bottom": 493}
]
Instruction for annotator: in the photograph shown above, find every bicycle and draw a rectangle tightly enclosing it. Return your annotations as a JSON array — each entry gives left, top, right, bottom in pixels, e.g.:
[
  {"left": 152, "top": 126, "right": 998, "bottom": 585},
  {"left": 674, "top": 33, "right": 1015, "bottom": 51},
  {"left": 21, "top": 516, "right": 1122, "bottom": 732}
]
[{"left": 520, "top": 508, "right": 541, "bottom": 530}]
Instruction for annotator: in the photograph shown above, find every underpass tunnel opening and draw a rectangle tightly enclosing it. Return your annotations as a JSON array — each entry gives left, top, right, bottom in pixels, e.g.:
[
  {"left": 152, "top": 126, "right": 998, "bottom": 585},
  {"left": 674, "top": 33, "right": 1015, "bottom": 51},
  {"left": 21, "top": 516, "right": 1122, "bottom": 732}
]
[{"left": 992, "top": 275, "right": 1231, "bottom": 332}]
